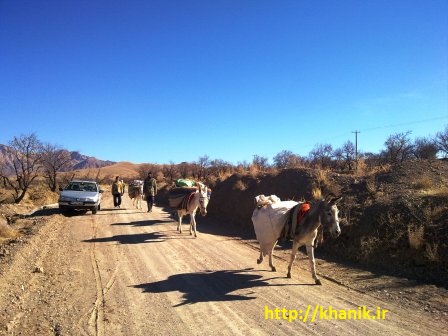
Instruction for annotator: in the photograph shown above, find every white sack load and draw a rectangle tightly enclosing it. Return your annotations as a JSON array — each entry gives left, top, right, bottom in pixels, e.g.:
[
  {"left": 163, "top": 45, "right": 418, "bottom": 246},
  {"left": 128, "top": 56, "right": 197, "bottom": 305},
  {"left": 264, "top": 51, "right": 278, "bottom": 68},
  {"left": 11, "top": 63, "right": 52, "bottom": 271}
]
[
  {"left": 254, "top": 194, "right": 281, "bottom": 207},
  {"left": 251, "top": 195, "right": 298, "bottom": 256}
]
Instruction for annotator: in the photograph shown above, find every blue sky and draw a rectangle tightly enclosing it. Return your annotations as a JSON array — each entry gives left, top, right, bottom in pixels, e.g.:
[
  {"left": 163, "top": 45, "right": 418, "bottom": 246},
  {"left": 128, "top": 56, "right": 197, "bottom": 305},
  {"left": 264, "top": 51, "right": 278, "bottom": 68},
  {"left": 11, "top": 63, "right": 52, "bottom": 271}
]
[{"left": 1, "top": 0, "right": 447, "bottom": 164}]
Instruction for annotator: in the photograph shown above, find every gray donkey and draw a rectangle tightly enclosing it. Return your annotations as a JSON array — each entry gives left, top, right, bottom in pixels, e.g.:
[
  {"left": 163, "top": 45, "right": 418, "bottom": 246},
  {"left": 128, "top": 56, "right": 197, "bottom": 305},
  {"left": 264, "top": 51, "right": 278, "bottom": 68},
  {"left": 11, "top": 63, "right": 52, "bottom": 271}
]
[{"left": 287, "top": 196, "right": 342, "bottom": 285}]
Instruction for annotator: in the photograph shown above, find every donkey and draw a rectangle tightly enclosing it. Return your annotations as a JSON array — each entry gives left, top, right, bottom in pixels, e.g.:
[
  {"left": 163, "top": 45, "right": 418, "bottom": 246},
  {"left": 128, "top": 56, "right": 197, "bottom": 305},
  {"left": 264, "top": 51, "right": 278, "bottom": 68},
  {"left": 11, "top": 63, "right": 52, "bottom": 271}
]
[
  {"left": 287, "top": 196, "right": 342, "bottom": 285},
  {"left": 128, "top": 180, "right": 144, "bottom": 210},
  {"left": 177, "top": 182, "right": 211, "bottom": 237}
]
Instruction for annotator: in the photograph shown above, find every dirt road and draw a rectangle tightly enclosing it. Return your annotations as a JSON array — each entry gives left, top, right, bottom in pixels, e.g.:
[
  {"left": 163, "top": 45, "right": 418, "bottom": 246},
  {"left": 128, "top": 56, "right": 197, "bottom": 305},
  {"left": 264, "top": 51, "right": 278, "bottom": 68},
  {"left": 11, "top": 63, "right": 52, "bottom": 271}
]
[{"left": 0, "top": 194, "right": 446, "bottom": 335}]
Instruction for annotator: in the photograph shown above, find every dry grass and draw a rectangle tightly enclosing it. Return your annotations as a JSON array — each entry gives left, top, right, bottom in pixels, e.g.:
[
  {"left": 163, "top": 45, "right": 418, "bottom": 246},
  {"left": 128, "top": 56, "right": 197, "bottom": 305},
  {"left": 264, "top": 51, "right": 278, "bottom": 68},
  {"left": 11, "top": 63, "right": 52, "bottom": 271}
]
[
  {"left": 315, "top": 168, "right": 329, "bottom": 187},
  {"left": 354, "top": 160, "right": 392, "bottom": 177},
  {"left": 425, "top": 242, "right": 440, "bottom": 262},
  {"left": 218, "top": 171, "right": 233, "bottom": 181},
  {"left": 421, "top": 187, "right": 448, "bottom": 197},
  {"left": 412, "top": 176, "right": 434, "bottom": 190},
  {"left": 248, "top": 165, "right": 261, "bottom": 177},
  {"left": 408, "top": 225, "right": 425, "bottom": 250},
  {"left": 0, "top": 220, "right": 18, "bottom": 242},
  {"left": 359, "top": 236, "right": 381, "bottom": 260}
]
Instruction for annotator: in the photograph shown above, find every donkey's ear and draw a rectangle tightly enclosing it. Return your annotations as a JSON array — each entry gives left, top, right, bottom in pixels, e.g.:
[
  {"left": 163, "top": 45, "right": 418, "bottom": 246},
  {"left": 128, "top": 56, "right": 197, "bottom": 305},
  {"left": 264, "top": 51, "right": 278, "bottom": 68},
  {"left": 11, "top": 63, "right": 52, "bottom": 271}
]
[
  {"left": 324, "top": 193, "right": 336, "bottom": 202},
  {"left": 330, "top": 196, "right": 343, "bottom": 205}
]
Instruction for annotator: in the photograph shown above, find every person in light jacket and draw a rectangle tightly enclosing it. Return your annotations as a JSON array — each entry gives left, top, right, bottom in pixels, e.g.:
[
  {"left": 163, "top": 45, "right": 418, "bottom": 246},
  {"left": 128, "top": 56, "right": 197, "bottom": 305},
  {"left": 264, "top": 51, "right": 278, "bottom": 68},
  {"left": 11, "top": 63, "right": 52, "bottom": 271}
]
[
  {"left": 111, "top": 176, "right": 124, "bottom": 208},
  {"left": 143, "top": 172, "right": 157, "bottom": 212}
]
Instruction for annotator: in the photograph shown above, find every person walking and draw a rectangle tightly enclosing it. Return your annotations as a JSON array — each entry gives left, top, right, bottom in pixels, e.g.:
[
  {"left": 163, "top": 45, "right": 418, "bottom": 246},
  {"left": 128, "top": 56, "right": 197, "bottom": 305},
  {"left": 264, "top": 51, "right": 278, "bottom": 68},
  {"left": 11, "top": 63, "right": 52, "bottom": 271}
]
[
  {"left": 112, "top": 176, "right": 123, "bottom": 208},
  {"left": 143, "top": 172, "right": 157, "bottom": 212}
]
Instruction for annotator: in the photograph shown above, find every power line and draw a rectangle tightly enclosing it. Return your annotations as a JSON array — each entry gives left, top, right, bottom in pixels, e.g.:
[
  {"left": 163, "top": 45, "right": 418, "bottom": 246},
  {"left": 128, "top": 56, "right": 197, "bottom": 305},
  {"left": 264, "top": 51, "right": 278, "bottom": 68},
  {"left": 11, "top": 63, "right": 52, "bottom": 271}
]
[
  {"left": 297, "top": 115, "right": 448, "bottom": 155},
  {"left": 359, "top": 115, "right": 448, "bottom": 133}
]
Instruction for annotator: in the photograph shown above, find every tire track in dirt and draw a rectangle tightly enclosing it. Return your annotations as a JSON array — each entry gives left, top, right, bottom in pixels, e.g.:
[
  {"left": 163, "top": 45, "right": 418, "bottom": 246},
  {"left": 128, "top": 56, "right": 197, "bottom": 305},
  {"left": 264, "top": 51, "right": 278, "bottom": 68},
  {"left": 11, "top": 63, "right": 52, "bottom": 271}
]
[{"left": 87, "top": 215, "right": 105, "bottom": 336}]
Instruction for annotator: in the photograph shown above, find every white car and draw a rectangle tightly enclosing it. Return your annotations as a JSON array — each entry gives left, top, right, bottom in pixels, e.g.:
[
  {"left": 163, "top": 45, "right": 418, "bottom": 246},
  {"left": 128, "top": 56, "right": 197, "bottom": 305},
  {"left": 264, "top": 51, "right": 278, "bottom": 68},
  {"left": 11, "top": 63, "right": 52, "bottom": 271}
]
[{"left": 58, "top": 180, "right": 104, "bottom": 214}]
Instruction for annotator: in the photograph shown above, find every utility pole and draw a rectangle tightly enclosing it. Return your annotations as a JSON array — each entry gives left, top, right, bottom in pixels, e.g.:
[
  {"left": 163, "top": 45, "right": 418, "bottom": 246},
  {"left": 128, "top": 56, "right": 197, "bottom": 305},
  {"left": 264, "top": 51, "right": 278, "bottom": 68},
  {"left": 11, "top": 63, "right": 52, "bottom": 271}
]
[{"left": 352, "top": 130, "right": 360, "bottom": 171}]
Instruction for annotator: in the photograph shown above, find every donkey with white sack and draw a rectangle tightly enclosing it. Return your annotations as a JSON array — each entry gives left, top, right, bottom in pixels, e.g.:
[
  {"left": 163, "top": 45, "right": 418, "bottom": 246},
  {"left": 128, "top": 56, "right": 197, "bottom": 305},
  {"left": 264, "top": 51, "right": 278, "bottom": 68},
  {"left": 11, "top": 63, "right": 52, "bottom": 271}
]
[
  {"left": 251, "top": 194, "right": 343, "bottom": 285},
  {"left": 251, "top": 195, "right": 298, "bottom": 272}
]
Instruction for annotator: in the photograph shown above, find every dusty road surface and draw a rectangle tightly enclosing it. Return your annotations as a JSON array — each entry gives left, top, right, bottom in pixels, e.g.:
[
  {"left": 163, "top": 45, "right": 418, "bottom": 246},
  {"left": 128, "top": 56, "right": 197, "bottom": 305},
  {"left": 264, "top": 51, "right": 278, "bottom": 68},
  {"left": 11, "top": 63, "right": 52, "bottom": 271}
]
[{"left": 0, "top": 194, "right": 447, "bottom": 335}]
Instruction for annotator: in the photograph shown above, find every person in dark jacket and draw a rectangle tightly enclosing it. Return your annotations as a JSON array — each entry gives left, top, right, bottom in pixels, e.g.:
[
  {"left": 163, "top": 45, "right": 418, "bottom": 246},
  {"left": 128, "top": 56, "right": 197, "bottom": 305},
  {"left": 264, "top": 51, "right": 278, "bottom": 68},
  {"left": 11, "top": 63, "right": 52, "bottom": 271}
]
[{"left": 143, "top": 172, "right": 157, "bottom": 212}]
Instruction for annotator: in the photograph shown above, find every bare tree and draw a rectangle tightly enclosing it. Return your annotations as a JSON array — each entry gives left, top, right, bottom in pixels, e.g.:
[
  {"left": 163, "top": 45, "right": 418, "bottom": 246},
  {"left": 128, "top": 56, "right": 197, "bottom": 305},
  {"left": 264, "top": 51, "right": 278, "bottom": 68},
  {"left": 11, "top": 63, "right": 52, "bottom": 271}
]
[
  {"left": 162, "top": 161, "right": 178, "bottom": 182},
  {"left": 236, "top": 160, "right": 250, "bottom": 172},
  {"left": 41, "top": 144, "right": 72, "bottom": 191},
  {"left": 382, "top": 131, "right": 414, "bottom": 164},
  {"left": 178, "top": 162, "right": 190, "bottom": 178},
  {"left": 334, "top": 141, "right": 356, "bottom": 171},
  {"left": 0, "top": 134, "right": 44, "bottom": 203},
  {"left": 435, "top": 125, "right": 448, "bottom": 157},
  {"left": 309, "top": 144, "right": 333, "bottom": 168},
  {"left": 272, "top": 150, "right": 290, "bottom": 169},
  {"left": 196, "top": 155, "right": 211, "bottom": 180},
  {"left": 138, "top": 163, "right": 155, "bottom": 180},
  {"left": 252, "top": 155, "right": 269, "bottom": 171},
  {"left": 413, "top": 137, "right": 438, "bottom": 159},
  {"left": 209, "top": 159, "right": 233, "bottom": 177}
]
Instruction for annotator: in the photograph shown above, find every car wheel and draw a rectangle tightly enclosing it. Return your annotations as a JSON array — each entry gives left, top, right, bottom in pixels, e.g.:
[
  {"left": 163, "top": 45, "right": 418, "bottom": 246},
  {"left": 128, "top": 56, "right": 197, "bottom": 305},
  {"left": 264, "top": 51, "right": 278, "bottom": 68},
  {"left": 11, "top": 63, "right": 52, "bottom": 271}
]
[{"left": 92, "top": 206, "right": 98, "bottom": 214}]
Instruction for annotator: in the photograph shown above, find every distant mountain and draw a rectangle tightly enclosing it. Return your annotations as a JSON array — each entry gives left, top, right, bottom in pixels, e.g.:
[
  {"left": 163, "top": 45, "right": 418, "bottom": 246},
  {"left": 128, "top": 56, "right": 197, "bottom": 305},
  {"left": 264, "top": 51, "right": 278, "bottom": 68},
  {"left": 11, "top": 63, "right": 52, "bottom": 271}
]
[
  {"left": 0, "top": 145, "right": 115, "bottom": 173},
  {"left": 0, "top": 145, "right": 14, "bottom": 172},
  {"left": 68, "top": 151, "right": 115, "bottom": 170}
]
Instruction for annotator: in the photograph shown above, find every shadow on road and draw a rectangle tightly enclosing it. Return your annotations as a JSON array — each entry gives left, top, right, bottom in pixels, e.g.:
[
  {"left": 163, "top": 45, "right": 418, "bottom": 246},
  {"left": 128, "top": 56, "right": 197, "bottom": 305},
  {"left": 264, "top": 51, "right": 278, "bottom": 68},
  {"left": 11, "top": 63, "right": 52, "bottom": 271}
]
[
  {"left": 29, "top": 207, "right": 61, "bottom": 217},
  {"left": 111, "top": 219, "right": 172, "bottom": 227},
  {"left": 132, "top": 268, "right": 292, "bottom": 306},
  {"left": 82, "top": 231, "right": 166, "bottom": 244},
  {"left": 161, "top": 206, "right": 255, "bottom": 240}
]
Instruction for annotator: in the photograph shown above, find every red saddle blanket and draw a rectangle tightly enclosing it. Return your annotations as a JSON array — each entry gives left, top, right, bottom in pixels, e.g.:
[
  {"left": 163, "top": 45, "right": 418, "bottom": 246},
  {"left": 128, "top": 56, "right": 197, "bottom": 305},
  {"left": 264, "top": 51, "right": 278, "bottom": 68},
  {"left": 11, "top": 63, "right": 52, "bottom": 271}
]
[{"left": 297, "top": 202, "right": 310, "bottom": 225}]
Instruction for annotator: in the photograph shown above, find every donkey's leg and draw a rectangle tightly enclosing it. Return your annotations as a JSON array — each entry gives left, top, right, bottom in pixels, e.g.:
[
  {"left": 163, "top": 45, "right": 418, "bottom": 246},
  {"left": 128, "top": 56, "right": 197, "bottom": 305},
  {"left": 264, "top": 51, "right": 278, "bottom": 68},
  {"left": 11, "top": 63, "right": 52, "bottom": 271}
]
[
  {"left": 190, "top": 212, "right": 197, "bottom": 237},
  {"left": 268, "top": 241, "right": 278, "bottom": 272},
  {"left": 177, "top": 211, "right": 183, "bottom": 233},
  {"left": 306, "top": 244, "right": 321, "bottom": 285},
  {"left": 287, "top": 241, "right": 300, "bottom": 278},
  {"left": 257, "top": 250, "right": 264, "bottom": 264}
]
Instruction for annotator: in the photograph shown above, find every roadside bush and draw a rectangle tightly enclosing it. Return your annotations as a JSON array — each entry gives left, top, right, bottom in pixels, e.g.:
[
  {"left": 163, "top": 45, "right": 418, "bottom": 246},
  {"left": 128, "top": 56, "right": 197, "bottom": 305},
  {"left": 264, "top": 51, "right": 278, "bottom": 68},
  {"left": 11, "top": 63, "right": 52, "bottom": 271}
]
[{"left": 0, "top": 218, "right": 18, "bottom": 242}]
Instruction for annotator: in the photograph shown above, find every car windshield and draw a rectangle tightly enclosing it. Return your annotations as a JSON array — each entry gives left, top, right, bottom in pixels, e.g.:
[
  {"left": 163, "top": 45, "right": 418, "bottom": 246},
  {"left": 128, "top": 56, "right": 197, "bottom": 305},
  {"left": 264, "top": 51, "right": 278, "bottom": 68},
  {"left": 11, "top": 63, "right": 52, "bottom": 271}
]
[{"left": 67, "top": 182, "right": 97, "bottom": 192}]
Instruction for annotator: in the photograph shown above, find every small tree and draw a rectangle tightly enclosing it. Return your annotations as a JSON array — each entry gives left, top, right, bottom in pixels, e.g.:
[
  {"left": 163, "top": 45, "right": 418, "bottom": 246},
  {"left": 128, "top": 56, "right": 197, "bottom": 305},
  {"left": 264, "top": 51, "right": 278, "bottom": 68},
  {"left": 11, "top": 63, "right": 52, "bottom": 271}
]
[
  {"left": 209, "top": 159, "right": 233, "bottom": 177},
  {"left": 334, "top": 141, "right": 356, "bottom": 171},
  {"left": 309, "top": 144, "right": 333, "bottom": 168},
  {"left": 41, "top": 144, "right": 72, "bottom": 191},
  {"left": 236, "top": 160, "right": 250, "bottom": 172},
  {"left": 162, "top": 161, "right": 177, "bottom": 182},
  {"left": 435, "top": 125, "right": 448, "bottom": 157},
  {"left": 413, "top": 137, "right": 438, "bottom": 159},
  {"left": 382, "top": 131, "right": 414, "bottom": 164},
  {"left": 196, "top": 155, "right": 211, "bottom": 180},
  {"left": 252, "top": 155, "right": 269, "bottom": 171},
  {"left": 0, "top": 133, "right": 44, "bottom": 203},
  {"left": 178, "top": 162, "right": 191, "bottom": 179}
]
